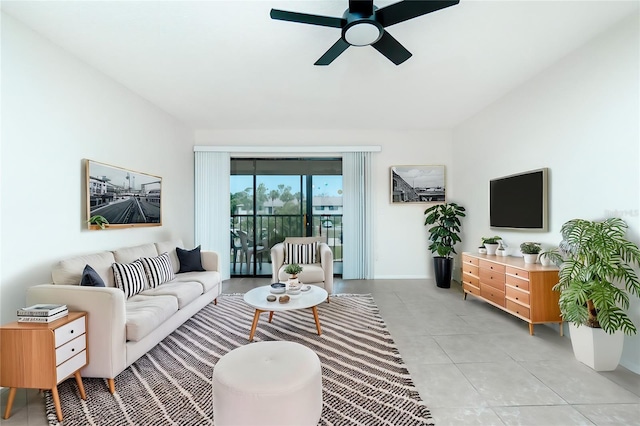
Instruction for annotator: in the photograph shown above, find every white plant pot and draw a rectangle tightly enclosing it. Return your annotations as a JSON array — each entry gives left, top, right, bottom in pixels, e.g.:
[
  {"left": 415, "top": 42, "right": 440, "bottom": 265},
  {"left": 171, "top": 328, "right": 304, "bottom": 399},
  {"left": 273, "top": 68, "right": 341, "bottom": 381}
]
[
  {"left": 523, "top": 254, "right": 538, "bottom": 264},
  {"left": 539, "top": 254, "right": 552, "bottom": 266},
  {"left": 496, "top": 248, "right": 508, "bottom": 257},
  {"left": 569, "top": 323, "right": 624, "bottom": 371},
  {"left": 484, "top": 243, "right": 499, "bottom": 255}
]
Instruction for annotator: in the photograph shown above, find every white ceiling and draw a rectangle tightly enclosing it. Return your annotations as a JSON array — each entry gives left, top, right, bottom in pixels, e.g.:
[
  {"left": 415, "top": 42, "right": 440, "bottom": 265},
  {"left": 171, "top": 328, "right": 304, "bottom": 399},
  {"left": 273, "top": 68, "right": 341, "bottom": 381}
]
[{"left": 2, "top": 1, "right": 638, "bottom": 130}]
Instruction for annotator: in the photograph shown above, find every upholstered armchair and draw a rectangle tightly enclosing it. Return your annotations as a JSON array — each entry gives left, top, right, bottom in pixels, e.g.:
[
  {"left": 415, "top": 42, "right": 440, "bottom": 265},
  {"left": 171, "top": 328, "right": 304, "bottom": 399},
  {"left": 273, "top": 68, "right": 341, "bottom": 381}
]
[{"left": 270, "top": 237, "right": 333, "bottom": 296}]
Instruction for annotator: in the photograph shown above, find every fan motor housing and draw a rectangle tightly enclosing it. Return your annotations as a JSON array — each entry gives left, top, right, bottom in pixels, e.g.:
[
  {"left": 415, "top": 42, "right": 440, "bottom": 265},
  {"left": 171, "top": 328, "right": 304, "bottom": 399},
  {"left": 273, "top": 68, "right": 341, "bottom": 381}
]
[{"left": 341, "top": 10, "right": 383, "bottom": 46}]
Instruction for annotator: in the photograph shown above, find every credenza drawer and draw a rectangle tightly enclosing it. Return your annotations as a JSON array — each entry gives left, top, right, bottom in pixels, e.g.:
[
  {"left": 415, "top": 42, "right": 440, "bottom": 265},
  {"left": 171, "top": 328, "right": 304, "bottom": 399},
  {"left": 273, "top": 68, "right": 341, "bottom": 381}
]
[
  {"left": 463, "top": 264, "right": 479, "bottom": 276},
  {"left": 481, "top": 285, "right": 505, "bottom": 307},
  {"left": 506, "top": 299, "right": 531, "bottom": 319},
  {"left": 506, "top": 285, "right": 530, "bottom": 306},
  {"left": 479, "top": 260, "right": 506, "bottom": 273},
  {"left": 479, "top": 269, "right": 505, "bottom": 290},
  {"left": 505, "top": 274, "right": 530, "bottom": 291},
  {"left": 462, "top": 255, "right": 479, "bottom": 266},
  {"left": 463, "top": 273, "right": 479, "bottom": 286},
  {"left": 464, "top": 282, "right": 481, "bottom": 296},
  {"left": 506, "top": 267, "right": 529, "bottom": 280}
]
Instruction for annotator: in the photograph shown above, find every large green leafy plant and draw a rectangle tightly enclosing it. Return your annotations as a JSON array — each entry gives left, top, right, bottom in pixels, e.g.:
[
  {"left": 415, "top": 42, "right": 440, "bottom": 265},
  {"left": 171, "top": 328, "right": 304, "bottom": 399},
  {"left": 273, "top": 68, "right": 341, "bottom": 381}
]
[
  {"left": 424, "top": 203, "right": 466, "bottom": 258},
  {"left": 549, "top": 218, "right": 640, "bottom": 334}
]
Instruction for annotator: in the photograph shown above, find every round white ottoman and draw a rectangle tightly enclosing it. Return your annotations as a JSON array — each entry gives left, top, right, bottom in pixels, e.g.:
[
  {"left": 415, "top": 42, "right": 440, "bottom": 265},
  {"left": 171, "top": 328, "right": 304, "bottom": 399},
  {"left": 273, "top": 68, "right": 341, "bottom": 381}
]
[{"left": 212, "top": 341, "right": 322, "bottom": 426}]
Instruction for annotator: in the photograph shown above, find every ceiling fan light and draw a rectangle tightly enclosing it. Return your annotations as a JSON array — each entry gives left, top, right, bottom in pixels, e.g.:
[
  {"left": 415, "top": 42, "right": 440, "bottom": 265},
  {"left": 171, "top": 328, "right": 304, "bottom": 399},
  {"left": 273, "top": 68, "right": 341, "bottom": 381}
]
[{"left": 344, "top": 22, "right": 381, "bottom": 46}]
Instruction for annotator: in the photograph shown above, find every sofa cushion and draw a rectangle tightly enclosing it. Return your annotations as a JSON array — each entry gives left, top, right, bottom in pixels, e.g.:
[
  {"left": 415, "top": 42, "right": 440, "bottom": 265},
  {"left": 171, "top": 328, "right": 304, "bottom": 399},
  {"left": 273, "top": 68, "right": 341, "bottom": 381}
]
[
  {"left": 155, "top": 240, "right": 184, "bottom": 273},
  {"left": 52, "top": 251, "right": 116, "bottom": 287},
  {"left": 125, "top": 294, "right": 178, "bottom": 342},
  {"left": 113, "top": 243, "right": 158, "bottom": 264},
  {"left": 176, "top": 246, "right": 206, "bottom": 273},
  {"left": 140, "top": 281, "right": 203, "bottom": 309},
  {"left": 113, "top": 260, "right": 148, "bottom": 298},
  {"left": 140, "top": 252, "right": 175, "bottom": 288},
  {"left": 284, "top": 241, "right": 318, "bottom": 264},
  {"left": 80, "top": 264, "right": 106, "bottom": 287},
  {"left": 171, "top": 270, "right": 221, "bottom": 293},
  {"left": 278, "top": 263, "right": 324, "bottom": 284}
]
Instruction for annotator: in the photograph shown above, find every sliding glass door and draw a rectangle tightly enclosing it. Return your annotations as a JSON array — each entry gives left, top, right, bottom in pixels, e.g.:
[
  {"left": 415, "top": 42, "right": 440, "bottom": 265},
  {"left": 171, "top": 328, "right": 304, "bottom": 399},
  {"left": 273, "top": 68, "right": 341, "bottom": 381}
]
[{"left": 230, "top": 158, "right": 342, "bottom": 277}]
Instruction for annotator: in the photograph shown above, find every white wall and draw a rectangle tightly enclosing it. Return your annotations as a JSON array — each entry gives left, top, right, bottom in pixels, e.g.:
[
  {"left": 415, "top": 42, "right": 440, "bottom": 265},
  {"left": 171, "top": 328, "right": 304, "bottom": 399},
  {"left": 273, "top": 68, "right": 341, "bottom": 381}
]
[
  {"left": 0, "top": 14, "right": 195, "bottom": 325},
  {"left": 194, "top": 128, "right": 455, "bottom": 279},
  {"left": 452, "top": 14, "right": 640, "bottom": 373}
]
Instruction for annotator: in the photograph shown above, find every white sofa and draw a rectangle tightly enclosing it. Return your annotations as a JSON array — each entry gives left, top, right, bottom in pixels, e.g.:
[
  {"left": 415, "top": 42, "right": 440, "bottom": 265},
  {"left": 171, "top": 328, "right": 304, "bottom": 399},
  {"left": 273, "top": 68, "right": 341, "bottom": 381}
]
[{"left": 26, "top": 240, "right": 222, "bottom": 394}]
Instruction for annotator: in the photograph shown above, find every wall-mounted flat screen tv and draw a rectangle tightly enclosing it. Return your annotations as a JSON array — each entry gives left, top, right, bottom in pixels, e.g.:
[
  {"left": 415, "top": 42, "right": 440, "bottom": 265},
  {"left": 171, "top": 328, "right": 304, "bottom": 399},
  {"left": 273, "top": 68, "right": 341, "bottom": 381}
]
[{"left": 489, "top": 168, "right": 548, "bottom": 231}]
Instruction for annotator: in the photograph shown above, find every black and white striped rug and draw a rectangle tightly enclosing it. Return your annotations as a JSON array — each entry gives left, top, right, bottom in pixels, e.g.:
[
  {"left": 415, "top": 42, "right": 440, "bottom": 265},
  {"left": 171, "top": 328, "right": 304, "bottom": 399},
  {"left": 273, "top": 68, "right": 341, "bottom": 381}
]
[{"left": 45, "top": 294, "right": 433, "bottom": 426}]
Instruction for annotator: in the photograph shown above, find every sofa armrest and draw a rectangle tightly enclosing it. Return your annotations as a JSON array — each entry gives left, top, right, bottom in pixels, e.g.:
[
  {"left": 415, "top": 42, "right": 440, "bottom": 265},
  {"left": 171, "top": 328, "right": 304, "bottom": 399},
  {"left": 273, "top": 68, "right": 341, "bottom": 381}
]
[
  {"left": 270, "top": 243, "right": 285, "bottom": 283},
  {"left": 318, "top": 243, "right": 334, "bottom": 295},
  {"left": 26, "top": 284, "right": 127, "bottom": 380},
  {"left": 201, "top": 250, "right": 220, "bottom": 272}
]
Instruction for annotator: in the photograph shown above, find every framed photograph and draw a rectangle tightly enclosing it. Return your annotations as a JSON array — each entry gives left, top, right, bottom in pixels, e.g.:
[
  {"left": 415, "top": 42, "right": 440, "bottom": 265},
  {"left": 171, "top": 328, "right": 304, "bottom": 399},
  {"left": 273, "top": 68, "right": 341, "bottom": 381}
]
[
  {"left": 390, "top": 165, "right": 445, "bottom": 203},
  {"left": 86, "top": 159, "right": 162, "bottom": 229}
]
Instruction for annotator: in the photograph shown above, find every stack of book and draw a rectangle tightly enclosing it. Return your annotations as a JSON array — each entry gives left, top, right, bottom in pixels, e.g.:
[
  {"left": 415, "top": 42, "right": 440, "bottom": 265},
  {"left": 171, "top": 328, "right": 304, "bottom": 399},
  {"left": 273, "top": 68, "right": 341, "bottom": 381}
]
[{"left": 17, "top": 304, "right": 68, "bottom": 323}]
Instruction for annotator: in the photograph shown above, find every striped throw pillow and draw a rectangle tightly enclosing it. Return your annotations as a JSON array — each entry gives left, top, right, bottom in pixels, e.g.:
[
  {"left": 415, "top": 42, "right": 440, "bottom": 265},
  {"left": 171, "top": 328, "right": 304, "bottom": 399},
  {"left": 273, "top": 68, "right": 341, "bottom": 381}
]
[
  {"left": 284, "top": 242, "right": 318, "bottom": 265},
  {"left": 140, "top": 252, "right": 175, "bottom": 288},
  {"left": 112, "top": 260, "right": 148, "bottom": 298}
]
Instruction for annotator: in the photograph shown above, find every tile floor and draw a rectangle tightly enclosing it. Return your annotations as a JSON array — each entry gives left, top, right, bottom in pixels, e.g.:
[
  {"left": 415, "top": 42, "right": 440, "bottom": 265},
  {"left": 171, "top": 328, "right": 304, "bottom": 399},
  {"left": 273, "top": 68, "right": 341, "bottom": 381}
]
[{"left": 2, "top": 278, "right": 639, "bottom": 425}]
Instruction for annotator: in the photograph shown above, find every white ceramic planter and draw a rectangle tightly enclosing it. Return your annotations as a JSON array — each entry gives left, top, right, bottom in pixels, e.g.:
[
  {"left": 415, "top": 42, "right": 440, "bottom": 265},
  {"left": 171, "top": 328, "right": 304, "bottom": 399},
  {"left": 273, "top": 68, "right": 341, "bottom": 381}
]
[
  {"left": 484, "top": 243, "right": 499, "bottom": 255},
  {"left": 539, "top": 254, "right": 552, "bottom": 266},
  {"left": 523, "top": 254, "right": 538, "bottom": 264},
  {"left": 569, "top": 323, "right": 624, "bottom": 371}
]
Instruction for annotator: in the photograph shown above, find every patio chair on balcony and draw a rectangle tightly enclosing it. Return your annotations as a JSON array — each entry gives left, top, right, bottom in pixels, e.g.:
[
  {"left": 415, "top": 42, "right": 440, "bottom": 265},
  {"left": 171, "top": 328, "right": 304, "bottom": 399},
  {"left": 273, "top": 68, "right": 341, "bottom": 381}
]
[
  {"left": 270, "top": 236, "right": 333, "bottom": 298},
  {"left": 231, "top": 231, "right": 242, "bottom": 272},
  {"left": 237, "top": 230, "right": 268, "bottom": 274}
]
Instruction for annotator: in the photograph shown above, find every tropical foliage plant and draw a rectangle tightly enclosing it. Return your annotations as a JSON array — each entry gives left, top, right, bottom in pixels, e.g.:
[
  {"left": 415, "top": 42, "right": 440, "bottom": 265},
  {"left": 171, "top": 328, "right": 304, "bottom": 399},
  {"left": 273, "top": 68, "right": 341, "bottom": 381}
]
[
  {"left": 423, "top": 202, "right": 466, "bottom": 258},
  {"left": 548, "top": 218, "right": 640, "bottom": 334}
]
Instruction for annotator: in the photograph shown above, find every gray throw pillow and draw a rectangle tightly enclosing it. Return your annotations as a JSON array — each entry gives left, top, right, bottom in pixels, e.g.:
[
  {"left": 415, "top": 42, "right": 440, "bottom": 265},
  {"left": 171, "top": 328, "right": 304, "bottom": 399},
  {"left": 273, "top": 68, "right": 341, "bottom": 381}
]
[
  {"left": 80, "top": 264, "right": 106, "bottom": 287},
  {"left": 176, "top": 246, "right": 206, "bottom": 273}
]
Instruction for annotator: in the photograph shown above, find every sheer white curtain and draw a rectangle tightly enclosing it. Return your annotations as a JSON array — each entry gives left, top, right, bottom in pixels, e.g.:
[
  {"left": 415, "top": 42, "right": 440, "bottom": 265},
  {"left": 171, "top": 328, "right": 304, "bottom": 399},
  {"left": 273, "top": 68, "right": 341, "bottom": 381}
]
[
  {"left": 342, "top": 152, "right": 374, "bottom": 279},
  {"left": 194, "top": 151, "right": 231, "bottom": 280}
]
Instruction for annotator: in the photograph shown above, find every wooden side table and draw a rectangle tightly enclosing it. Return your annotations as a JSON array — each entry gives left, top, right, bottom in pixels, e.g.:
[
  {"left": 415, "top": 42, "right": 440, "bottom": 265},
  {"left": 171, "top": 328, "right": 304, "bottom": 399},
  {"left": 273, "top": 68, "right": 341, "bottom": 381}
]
[{"left": 0, "top": 311, "right": 89, "bottom": 421}]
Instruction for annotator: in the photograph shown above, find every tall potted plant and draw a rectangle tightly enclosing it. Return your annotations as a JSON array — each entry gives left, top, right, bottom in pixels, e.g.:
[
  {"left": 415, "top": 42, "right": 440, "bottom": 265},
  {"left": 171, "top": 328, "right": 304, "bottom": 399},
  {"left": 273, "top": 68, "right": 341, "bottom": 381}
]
[
  {"left": 548, "top": 218, "right": 640, "bottom": 370},
  {"left": 424, "top": 202, "right": 466, "bottom": 288}
]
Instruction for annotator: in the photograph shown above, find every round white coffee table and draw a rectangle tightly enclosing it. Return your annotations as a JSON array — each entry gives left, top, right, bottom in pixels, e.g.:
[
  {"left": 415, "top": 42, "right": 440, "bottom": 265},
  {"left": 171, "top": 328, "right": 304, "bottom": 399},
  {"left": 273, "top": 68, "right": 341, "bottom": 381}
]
[{"left": 243, "top": 285, "right": 329, "bottom": 341}]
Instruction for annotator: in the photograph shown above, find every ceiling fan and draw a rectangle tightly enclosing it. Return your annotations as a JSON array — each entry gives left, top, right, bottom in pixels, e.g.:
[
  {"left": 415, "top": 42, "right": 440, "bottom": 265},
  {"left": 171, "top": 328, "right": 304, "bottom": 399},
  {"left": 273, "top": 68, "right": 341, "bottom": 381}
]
[{"left": 270, "top": 0, "right": 460, "bottom": 66}]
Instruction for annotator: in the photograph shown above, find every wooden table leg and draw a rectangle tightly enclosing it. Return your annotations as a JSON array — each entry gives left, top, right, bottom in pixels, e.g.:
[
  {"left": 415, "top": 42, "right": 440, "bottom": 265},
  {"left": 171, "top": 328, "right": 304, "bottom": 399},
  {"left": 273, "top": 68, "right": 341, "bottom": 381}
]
[
  {"left": 74, "top": 371, "right": 87, "bottom": 400},
  {"left": 559, "top": 322, "right": 564, "bottom": 337},
  {"left": 249, "top": 309, "right": 263, "bottom": 341},
  {"left": 268, "top": 311, "right": 274, "bottom": 323},
  {"left": 311, "top": 306, "right": 322, "bottom": 335},
  {"left": 3, "top": 387, "right": 17, "bottom": 419},
  {"left": 51, "top": 386, "right": 63, "bottom": 421},
  {"left": 529, "top": 323, "right": 534, "bottom": 335}
]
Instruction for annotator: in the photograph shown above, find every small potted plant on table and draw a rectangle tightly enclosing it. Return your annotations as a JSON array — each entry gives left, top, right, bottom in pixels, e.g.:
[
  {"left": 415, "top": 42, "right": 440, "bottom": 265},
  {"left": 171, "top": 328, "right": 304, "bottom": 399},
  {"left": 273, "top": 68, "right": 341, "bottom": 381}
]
[
  {"left": 87, "top": 215, "right": 109, "bottom": 230},
  {"left": 482, "top": 236, "right": 502, "bottom": 255},
  {"left": 520, "top": 242, "right": 542, "bottom": 263},
  {"left": 284, "top": 263, "right": 303, "bottom": 286}
]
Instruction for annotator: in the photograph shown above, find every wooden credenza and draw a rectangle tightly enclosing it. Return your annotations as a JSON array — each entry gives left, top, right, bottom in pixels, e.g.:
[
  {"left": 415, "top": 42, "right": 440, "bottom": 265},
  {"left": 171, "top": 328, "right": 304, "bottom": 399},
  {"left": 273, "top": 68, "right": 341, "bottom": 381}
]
[{"left": 461, "top": 253, "right": 562, "bottom": 335}]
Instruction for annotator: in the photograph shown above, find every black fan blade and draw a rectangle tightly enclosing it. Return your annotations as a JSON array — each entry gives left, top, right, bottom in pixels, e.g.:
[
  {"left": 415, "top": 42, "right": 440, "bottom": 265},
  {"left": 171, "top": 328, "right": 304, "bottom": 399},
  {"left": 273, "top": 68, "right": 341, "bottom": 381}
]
[
  {"left": 371, "top": 31, "right": 412, "bottom": 65},
  {"left": 377, "top": 0, "right": 459, "bottom": 27},
  {"left": 270, "top": 9, "right": 346, "bottom": 28},
  {"left": 349, "top": 0, "right": 374, "bottom": 17},
  {"left": 315, "top": 38, "right": 350, "bottom": 66}
]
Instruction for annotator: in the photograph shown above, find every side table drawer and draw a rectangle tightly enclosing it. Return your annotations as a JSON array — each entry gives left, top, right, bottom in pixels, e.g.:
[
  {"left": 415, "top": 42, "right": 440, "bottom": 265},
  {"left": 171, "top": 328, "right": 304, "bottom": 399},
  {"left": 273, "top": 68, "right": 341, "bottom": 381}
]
[
  {"left": 55, "top": 317, "right": 85, "bottom": 348},
  {"left": 56, "top": 335, "right": 86, "bottom": 365},
  {"left": 56, "top": 350, "right": 87, "bottom": 383}
]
